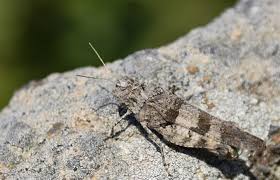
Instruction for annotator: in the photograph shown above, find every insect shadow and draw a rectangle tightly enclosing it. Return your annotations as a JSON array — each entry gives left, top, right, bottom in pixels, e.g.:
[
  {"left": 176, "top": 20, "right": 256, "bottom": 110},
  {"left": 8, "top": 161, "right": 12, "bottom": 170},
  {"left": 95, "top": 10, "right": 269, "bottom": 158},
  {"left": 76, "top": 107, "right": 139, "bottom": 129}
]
[{"left": 105, "top": 103, "right": 256, "bottom": 180}]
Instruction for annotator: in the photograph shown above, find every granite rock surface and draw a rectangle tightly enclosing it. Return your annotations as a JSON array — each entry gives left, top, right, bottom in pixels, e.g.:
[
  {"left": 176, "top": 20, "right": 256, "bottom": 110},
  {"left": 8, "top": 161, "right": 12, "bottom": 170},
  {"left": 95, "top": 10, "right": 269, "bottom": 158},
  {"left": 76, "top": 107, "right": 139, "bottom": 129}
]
[{"left": 1, "top": 0, "right": 280, "bottom": 179}]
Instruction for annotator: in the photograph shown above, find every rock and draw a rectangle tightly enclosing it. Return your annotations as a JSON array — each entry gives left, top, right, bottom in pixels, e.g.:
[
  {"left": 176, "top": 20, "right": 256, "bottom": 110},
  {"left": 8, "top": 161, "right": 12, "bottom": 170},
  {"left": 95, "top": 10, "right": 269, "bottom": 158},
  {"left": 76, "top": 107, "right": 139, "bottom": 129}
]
[{"left": 1, "top": 0, "right": 280, "bottom": 179}]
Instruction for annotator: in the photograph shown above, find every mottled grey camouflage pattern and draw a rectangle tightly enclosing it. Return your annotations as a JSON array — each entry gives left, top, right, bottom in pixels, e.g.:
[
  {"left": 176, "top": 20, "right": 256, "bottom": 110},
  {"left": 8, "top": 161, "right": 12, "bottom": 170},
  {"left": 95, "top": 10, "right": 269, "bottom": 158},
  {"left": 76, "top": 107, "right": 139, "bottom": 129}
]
[{"left": 113, "top": 76, "right": 265, "bottom": 159}]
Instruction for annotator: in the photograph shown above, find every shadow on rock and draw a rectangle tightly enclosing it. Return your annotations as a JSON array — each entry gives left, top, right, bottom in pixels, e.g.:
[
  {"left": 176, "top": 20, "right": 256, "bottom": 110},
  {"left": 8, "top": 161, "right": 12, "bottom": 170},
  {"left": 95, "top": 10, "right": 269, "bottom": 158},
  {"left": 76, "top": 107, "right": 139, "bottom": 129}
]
[{"left": 126, "top": 114, "right": 256, "bottom": 179}]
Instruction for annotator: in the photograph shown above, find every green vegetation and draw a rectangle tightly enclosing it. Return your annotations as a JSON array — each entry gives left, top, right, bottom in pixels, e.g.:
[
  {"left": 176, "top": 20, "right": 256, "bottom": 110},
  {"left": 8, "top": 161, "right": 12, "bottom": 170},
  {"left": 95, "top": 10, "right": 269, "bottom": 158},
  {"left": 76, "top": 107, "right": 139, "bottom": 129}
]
[{"left": 0, "top": 0, "right": 236, "bottom": 109}]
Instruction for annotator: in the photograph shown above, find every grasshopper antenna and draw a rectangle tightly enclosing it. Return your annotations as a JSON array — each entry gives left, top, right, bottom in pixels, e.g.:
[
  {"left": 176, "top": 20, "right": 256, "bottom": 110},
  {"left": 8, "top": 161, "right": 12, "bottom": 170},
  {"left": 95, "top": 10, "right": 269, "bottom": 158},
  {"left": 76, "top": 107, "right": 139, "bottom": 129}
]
[
  {"left": 88, "top": 42, "right": 110, "bottom": 73},
  {"left": 76, "top": 74, "right": 114, "bottom": 83},
  {"left": 76, "top": 42, "right": 113, "bottom": 82},
  {"left": 76, "top": 75, "right": 99, "bottom": 79}
]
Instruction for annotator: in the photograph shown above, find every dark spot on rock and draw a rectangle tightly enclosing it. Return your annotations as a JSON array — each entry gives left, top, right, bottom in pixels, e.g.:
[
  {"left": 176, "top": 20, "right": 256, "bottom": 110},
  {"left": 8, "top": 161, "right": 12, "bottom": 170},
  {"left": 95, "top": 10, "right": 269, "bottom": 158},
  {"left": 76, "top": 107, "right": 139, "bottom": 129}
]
[
  {"left": 47, "top": 122, "right": 64, "bottom": 137},
  {"left": 6, "top": 122, "right": 34, "bottom": 149},
  {"left": 272, "top": 44, "right": 279, "bottom": 56}
]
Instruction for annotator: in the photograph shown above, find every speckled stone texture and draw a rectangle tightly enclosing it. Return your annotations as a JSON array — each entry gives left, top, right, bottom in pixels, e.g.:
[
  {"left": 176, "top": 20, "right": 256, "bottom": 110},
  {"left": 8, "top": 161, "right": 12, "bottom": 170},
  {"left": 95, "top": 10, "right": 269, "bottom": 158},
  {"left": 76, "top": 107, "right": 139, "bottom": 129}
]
[{"left": 1, "top": 0, "right": 280, "bottom": 179}]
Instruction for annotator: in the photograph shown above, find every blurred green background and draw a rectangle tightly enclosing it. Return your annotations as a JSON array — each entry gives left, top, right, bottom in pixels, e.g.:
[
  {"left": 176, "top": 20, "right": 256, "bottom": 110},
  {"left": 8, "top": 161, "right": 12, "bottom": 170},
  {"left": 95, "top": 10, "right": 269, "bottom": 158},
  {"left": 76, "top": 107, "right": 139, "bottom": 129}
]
[{"left": 0, "top": 0, "right": 237, "bottom": 110}]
